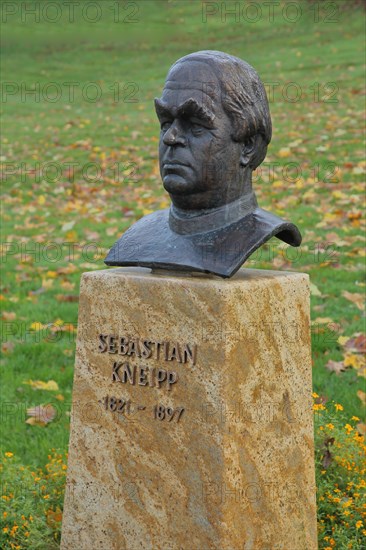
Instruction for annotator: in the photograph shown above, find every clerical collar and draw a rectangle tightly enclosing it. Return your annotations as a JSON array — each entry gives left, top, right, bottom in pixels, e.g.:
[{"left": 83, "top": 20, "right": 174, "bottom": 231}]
[{"left": 169, "top": 191, "right": 258, "bottom": 235}]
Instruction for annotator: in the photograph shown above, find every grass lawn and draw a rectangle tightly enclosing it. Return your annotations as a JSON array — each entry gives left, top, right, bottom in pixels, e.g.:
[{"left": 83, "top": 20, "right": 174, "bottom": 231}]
[{"left": 1, "top": 1, "right": 365, "bottom": 548}]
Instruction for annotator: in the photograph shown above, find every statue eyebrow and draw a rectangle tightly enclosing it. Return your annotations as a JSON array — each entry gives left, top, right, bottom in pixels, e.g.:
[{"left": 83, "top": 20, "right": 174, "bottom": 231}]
[
  {"left": 154, "top": 98, "right": 215, "bottom": 125},
  {"left": 177, "top": 98, "right": 215, "bottom": 124}
]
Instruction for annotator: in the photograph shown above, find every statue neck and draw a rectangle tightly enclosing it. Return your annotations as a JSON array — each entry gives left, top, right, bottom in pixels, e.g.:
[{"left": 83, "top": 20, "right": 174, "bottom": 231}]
[{"left": 169, "top": 191, "right": 258, "bottom": 235}]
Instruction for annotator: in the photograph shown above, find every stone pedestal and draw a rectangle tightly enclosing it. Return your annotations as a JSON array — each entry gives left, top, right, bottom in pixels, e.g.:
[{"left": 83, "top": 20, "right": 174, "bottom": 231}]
[{"left": 61, "top": 267, "right": 317, "bottom": 550}]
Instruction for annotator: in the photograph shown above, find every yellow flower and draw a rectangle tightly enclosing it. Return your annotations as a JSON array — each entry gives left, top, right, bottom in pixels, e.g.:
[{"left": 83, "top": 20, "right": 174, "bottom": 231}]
[
  {"left": 356, "top": 520, "right": 363, "bottom": 529},
  {"left": 352, "top": 416, "right": 360, "bottom": 421},
  {"left": 25, "top": 531, "right": 30, "bottom": 537},
  {"left": 3, "top": 527, "right": 9, "bottom": 533},
  {"left": 4, "top": 452, "right": 13, "bottom": 458},
  {"left": 345, "top": 423, "right": 353, "bottom": 434},
  {"left": 10, "top": 525, "right": 18, "bottom": 536},
  {"left": 43, "top": 494, "right": 50, "bottom": 499},
  {"left": 313, "top": 403, "right": 326, "bottom": 411},
  {"left": 312, "top": 392, "right": 319, "bottom": 398},
  {"left": 326, "top": 423, "right": 334, "bottom": 430},
  {"left": 3, "top": 511, "right": 7, "bottom": 518},
  {"left": 334, "top": 403, "right": 343, "bottom": 411},
  {"left": 342, "top": 499, "right": 352, "bottom": 508}
]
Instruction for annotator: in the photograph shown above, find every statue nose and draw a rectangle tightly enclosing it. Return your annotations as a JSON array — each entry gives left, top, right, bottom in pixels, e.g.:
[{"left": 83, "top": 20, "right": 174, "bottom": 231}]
[{"left": 163, "top": 122, "right": 186, "bottom": 146}]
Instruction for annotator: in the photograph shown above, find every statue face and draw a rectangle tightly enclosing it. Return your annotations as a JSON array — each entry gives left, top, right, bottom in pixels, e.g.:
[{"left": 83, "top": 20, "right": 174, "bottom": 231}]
[{"left": 155, "top": 61, "right": 243, "bottom": 210}]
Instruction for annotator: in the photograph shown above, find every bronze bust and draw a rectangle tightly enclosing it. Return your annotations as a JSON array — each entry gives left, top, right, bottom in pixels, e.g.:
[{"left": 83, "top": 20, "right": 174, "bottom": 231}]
[{"left": 105, "top": 50, "right": 301, "bottom": 278}]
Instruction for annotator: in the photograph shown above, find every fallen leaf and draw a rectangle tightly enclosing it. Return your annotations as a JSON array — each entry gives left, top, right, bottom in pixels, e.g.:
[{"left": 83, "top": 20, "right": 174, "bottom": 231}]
[
  {"left": 310, "top": 283, "right": 322, "bottom": 297},
  {"left": 23, "top": 380, "right": 59, "bottom": 391},
  {"left": 56, "top": 294, "right": 79, "bottom": 303},
  {"left": 342, "top": 291, "right": 364, "bottom": 311},
  {"left": 356, "top": 423, "right": 366, "bottom": 435},
  {"left": 325, "top": 360, "right": 347, "bottom": 375},
  {"left": 2, "top": 341, "right": 14, "bottom": 354},
  {"left": 345, "top": 334, "right": 366, "bottom": 353},
  {"left": 30, "top": 322, "right": 47, "bottom": 331},
  {"left": 26, "top": 404, "right": 56, "bottom": 425},
  {"left": 278, "top": 147, "right": 291, "bottom": 158},
  {"left": 313, "top": 317, "right": 334, "bottom": 325},
  {"left": 1, "top": 311, "right": 16, "bottom": 321},
  {"left": 343, "top": 354, "right": 365, "bottom": 369},
  {"left": 60, "top": 281, "right": 75, "bottom": 291},
  {"left": 338, "top": 336, "right": 350, "bottom": 347},
  {"left": 357, "top": 390, "right": 366, "bottom": 404},
  {"left": 61, "top": 221, "right": 75, "bottom": 232},
  {"left": 41, "top": 278, "right": 54, "bottom": 289}
]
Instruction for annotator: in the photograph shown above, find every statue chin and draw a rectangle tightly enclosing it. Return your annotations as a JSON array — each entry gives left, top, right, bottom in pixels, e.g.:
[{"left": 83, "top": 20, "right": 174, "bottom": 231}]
[{"left": 162, "top": 175, "right": 196, "bottom": 196}]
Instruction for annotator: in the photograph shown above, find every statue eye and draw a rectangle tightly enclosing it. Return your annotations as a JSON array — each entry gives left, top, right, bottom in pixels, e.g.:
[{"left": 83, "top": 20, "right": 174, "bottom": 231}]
[
  {"left": 191, "top": 123, "right": 204, "bottom": 136},
  {"left": 161, "top": 121, "right": 172, "bottom": 132}
]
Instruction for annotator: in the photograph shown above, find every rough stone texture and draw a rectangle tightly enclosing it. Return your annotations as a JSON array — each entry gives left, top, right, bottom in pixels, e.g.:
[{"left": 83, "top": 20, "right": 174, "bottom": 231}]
[{"left": 61, "top": 267, "right": 318, "bottom": 550}]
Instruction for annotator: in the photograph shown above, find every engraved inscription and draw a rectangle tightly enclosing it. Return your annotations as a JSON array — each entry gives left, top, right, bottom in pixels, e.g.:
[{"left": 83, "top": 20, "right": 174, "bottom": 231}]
[
  {"left": 153, "top": 405, "right": 184, "bottom": 422},
  {"left": 99, "top": 334, "right": 197, "bottom": 365},
  {"left": 112, "top": 361, "right": 178, "bottom": 391},
  {"left": 101, "top": 396, "right": 185, "bottom": 423}
]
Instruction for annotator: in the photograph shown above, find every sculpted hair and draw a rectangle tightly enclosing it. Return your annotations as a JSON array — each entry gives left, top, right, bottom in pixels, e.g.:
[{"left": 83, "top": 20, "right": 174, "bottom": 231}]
[{"left": 171, "top": 50, "right": 272, "bottom": 169}]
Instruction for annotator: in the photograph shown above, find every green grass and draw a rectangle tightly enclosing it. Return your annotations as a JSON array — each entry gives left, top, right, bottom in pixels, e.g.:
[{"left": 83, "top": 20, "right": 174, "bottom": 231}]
[{"left": 1, "top": 0, "right": 365, "bottom": 546}]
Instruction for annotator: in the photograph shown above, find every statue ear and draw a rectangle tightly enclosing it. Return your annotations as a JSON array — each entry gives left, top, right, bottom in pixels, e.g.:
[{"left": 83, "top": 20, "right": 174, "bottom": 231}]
[{"left": 240, "top": 136, "right": 256, "bottom": 167}]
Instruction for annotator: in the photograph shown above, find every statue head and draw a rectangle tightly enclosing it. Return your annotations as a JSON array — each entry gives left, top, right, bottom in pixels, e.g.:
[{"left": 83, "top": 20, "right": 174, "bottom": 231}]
[{"left": 154, "top": 50, "right": 272, "bottom": 211}]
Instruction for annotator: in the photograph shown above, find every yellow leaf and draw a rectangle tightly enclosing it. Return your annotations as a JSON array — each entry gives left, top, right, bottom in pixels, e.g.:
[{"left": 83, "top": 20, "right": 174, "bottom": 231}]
[
  {"left": 313, "top": 317, "right": 334, "bottom": 325},
  {"left": 23, "top": 380, "right": 59, "bottom": 391},
  {"left": 337, "top": 336, "right": 350, "bottom": 346},
  {"left": 38, "top": 195, "right": 46, "bottom": 205},
  {"left": 65, "top": 230, "right": 77, "bottom": 242},
  {"left": 278, "top": 147, "right": 291, "bottom": 158},
  {"left": 25, "top": 417, "right": 47, "bottom": 427},
  {"left": 30, "top": 322, "right": 47, "bottom": 331},
  {"left": 344, "top": 354, "right": 365, "bottom": 369},
  {"left": 55, "top": 394, "right": 64, "bottom": 401},
  {"left": 41, "top": 278, "right": 54, "bottom": 289},
  {"left": 272, "top": 180, "right": 284, "bottom": 188}
]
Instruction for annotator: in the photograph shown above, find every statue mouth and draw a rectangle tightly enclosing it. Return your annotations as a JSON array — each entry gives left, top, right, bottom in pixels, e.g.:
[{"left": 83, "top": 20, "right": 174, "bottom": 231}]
[{"left": 163, "top": 161, "right": 190, "bottom": 168}]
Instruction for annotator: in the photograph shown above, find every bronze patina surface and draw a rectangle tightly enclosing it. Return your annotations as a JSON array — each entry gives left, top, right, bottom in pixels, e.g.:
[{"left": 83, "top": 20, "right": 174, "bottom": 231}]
[{"left": 105, "top": 51, "right": 301, "bottom": 278}]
